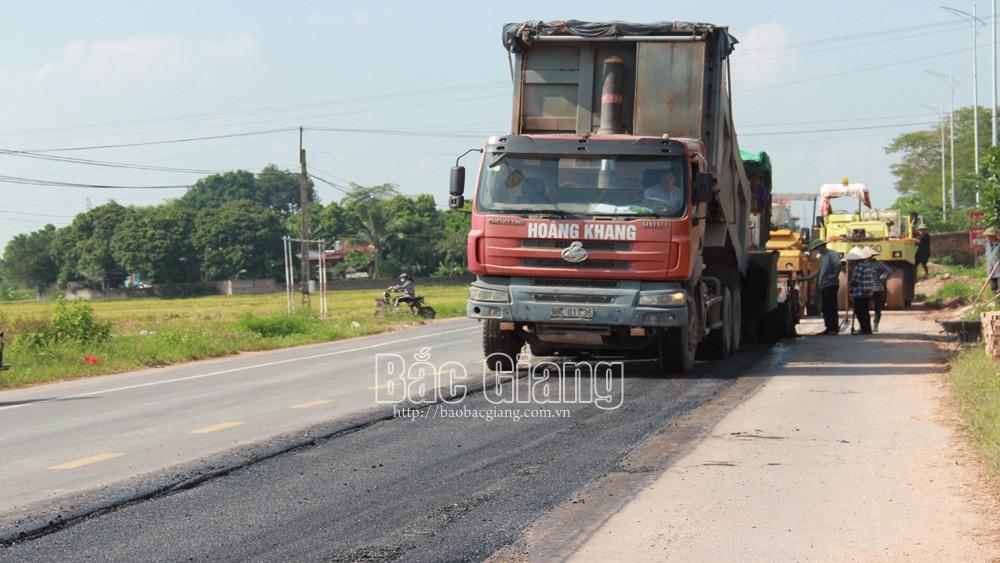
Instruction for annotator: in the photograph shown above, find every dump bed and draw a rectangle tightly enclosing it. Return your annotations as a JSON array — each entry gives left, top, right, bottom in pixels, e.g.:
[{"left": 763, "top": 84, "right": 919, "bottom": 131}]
[{"left": 502, "top": 20, "right": 755, "bottom": 267}]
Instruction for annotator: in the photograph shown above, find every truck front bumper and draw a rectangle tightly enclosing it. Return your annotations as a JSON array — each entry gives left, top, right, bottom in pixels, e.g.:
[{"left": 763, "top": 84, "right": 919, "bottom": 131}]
[{"left": 466, "top": 277, "right": 689, "bottom": 329}]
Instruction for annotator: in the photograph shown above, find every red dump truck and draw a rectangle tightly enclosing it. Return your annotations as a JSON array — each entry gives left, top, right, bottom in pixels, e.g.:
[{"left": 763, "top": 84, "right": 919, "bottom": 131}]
[{"left": 448, "top": 21, "right": 781, "bottom": 372}]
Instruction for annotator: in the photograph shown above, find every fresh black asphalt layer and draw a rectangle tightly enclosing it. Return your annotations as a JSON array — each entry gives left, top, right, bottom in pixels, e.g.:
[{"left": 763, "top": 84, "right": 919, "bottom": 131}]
[{"left": 0, "top": 350, "right": 766, "bottom": 562}]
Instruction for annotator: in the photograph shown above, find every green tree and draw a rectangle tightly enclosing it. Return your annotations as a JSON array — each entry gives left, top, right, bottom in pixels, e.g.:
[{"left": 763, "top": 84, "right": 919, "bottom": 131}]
[
  {"left": 434, "top": 206, "right": 471, "bottom": 276},
  {"left": 2, "top": 224, "right": 58, "bottom": 292},
  {"left": 383, "top": 194, "right": 442, "bottom": 277},
  {"left": 111, "top": 204, "right": 198, "bottom": 283},
  {"left": 192, "top": 200, "right": 285, "bottom": 280},
  {"left": 886, "top": 105, "right": 993, "bottom": 219},
  {"left": 980, "top": 146, "right": 1000, "bottom": 231},
  {"left": 342, "top": 184, "right": 406, "bottom": 278},
  {"left": 50, "top": 201, "right": 130, "bottom": 288},
  {"left": 343, "top": 249, "right": 374, "bottom": 276},
  {"left": 257, "top": 164, "right": 315, "bottom": 215},
  {"left": 180, "top": 166, "right": 315, "bottom": 215}
]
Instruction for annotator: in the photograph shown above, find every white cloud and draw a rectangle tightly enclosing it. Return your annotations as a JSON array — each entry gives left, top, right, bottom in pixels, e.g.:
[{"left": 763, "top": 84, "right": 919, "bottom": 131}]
[
  {"left": 15, "top": 34, "right": 257, "bottom": 85},
  {"left": 731, "top": 22, "right": 797, "bottom": 90}
]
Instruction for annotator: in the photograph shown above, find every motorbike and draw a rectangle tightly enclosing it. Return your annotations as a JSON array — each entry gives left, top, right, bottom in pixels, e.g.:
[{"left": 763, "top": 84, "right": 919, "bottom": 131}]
[{"left": 374, "top": 289, "right": 436, "bottom": 319}]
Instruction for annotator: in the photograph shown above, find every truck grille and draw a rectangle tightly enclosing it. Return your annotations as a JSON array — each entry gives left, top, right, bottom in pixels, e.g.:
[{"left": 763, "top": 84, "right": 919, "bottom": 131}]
[
  {"left": 532, "top": 294, "right": 615, "bottom": 304},
  {"left": 521, "top": 258, "right": 629, "bottom": 270},
  {"left": 533, "top": 278, "right": 620, "bottom": 288}
]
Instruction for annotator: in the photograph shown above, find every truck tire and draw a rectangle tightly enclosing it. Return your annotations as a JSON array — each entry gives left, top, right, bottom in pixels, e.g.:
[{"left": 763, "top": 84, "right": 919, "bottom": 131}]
[
  {"left": 529, "top": 343, "right": 554, "bottom": 357},
  {"left": 805, "top": 284, "right": 820, "bottom": 316},
  {"left": 699, "top": 287, "right": 732, "bottom": 359},
  {"left": 731, "top": 286, "right": 742, "bottom": 352},
  {"left": 483, "top": 319, "right": 523, "bottom": 372},
  {"left": 659, "top": 302, "right": 697, "bottom": 374}
]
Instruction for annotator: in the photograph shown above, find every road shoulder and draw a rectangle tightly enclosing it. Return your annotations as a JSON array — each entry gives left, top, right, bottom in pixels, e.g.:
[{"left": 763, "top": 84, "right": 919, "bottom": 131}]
[{"left": 502, "top": 312, "right": 1000, "bottom": 562}]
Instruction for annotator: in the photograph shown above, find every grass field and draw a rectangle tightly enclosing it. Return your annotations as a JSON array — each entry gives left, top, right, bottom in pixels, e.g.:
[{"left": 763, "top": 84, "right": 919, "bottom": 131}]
[
  {"left": 0, "top": 285, "right": 470, "bottom": 389},
  {"left": 949, "top": 347, "right": 1000, "bottom": 483}
]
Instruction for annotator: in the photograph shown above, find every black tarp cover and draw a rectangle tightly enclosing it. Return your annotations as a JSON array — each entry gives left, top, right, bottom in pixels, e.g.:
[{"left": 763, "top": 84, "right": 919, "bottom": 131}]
[{"left": 502, "top": 20, "right": 736, "bottom": 56}]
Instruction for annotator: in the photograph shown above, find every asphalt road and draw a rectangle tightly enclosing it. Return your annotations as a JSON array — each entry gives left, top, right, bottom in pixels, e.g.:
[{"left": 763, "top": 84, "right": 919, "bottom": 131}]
[
  {"left": 0, "top": 324, "right": 771, "bottom": 562},
  {"left": 0, "top": 318, "right": 482, "bottom": 522}
]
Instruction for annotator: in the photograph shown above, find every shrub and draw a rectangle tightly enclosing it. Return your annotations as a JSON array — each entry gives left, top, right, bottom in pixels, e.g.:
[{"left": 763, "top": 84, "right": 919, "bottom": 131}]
[
  {"left": 18, "top": 299, "right": 111, "bottom": 348},
  {"left": 238, "top": 314, "right": 313, "bottom": 338}
]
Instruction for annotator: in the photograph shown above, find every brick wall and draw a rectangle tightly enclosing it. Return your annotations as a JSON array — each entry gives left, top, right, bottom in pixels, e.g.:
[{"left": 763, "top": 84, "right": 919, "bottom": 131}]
[{"left": 930, "top": 231, "right": 980, "bottom": 265}]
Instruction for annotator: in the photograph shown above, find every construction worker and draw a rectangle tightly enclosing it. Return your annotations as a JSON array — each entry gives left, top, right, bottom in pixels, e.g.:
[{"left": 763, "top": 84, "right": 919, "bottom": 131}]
[
  {"left": 801, "top": 239, "right": 842, "bottom": 335},
  {"left": 863, "top": 247, "right": 893, "bottom": 333},
  {"left": 847, "top": 247, "right": 877, "bottom": 335},
  {"left": 985, "top": 227, "right": 1000, "bottom": 294},
  {"left": 915, "top": 226, "right": 931, "bottom": 280}
]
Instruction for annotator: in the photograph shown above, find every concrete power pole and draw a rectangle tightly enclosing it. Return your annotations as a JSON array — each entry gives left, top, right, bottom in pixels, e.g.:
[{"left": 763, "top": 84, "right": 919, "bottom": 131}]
[
  {"left": 993, "top": 0, "right": 998, "bottom": 148},
  {"left": 299, "top": 127, "right": 311, "bottom": 306}
]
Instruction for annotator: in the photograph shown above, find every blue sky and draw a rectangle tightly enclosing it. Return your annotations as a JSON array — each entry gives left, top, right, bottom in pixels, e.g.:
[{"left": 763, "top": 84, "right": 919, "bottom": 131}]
[{"left": 0, "top": 0, "right": 992, "bottom": 247}]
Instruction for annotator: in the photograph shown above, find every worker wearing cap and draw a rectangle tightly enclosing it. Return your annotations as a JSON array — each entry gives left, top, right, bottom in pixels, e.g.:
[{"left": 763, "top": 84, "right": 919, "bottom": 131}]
[
  {"left": 848, "top": 248, "right": 879, "bottom": 335},
  {"left": 915, "top": 226, "right": 931, "bottom": 280},
  {"left": 863, "top": 247, "right": 893, "bottom": 333},
  {"left": 985, "top": 227, "right": 1000, "bottom": 294},
  {"left": 801, "top": 238, "right": 842, "bottom": 335}
]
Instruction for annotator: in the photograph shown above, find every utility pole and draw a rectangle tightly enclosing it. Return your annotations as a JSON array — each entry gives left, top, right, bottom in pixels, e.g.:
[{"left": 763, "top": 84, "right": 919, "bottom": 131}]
[
  {"left": 299, "top": 127, "right": 311, "bottom": 306},
  {"left": 924, "top": 104, "right": 949, "bottom": 221},
  {"left": 927, "top": 70, "right": 960, "bottom": 210},
  {"left": 993, "top": 0, "right": 998, "bottom": 148},
  {"left": 943, "top": 4, "right": 987, "bottom": 205}
]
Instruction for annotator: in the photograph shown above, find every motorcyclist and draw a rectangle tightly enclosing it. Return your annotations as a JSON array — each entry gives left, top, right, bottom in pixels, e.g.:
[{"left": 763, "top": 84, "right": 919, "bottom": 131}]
[{"left": 388, "top": 273, "right": 416, "bottom": 309}]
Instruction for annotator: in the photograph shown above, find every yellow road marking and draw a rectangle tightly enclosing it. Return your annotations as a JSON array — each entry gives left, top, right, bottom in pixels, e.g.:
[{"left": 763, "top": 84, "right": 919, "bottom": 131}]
[
  {"left": 290, "top": 399, "right": 332, "bottom": 409},
  {"left": 188, "top": 421, "right": 244, "bottom": 434},
  {"left": 49, "top": 452, "right": 123, "bottom": 470}
]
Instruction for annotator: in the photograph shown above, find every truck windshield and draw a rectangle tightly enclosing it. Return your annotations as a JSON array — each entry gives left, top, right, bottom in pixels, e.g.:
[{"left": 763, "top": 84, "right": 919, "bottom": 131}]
[{"left": 476, "top": 156, "right": 688, "bottom": 218}]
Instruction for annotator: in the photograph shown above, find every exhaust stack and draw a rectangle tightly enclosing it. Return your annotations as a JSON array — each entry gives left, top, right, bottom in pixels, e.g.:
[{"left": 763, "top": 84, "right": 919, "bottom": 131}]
[{"left": 597, "top": 55, "right": 625, "bottom": 134}]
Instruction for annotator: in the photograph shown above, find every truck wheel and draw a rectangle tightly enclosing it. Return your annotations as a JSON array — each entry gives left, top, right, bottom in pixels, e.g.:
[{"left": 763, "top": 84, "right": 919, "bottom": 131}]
[
  {"left": 699, "top": 287, "right": 732, "bottom": 359},
  {"left": 659, "top": 303, "right": 697, "bottom": 374},
  {"left": 758, "top": 302, "right": 784, "bottom": 344},
  {"left": 529, "top": 343, "right": 554, "bottom": 357},
  {"left": 885, "top": 269, "right": 906, "bottom": 310},
  {"left": 731, "top": 286, "right": 743, "bottom": 352},
  {"left": 483, "top": 319, "right": 523, "bottom": 372},
  {"left": 806, "top": 288, "right": 820, "bottom": 316}
]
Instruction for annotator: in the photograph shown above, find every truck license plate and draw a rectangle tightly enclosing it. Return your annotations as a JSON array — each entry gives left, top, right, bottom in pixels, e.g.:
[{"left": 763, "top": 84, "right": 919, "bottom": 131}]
[{"left": 550, "top": 306, "right": 594, "bottom": 319}]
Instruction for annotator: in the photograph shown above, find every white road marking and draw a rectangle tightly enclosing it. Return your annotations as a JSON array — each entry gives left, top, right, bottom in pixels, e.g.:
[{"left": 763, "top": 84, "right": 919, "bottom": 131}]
[
  {"left": 49, "top": 452, "right": 123, "bottom": 470},
  {"left": 783, "top": 362, "right": 940, "bottom": 368},
  {"left": 0, "top": 325, "right": 476, "bottom": 412}
]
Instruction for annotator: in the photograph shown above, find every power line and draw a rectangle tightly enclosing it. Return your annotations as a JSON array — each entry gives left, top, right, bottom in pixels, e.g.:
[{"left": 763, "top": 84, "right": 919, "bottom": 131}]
[
  {"left": 308, "top": 172, "right": 354, "bottom": 196},
  {"left": 25, "top": 128, "right": 298, "bottom": 153},
  {"left": 741, "top": 120, "right": 939, "bottom": 137},
  {"left": 740, "top": 111, "right": 939, "bottom": 129},
  {"left": 0, "top": 209, "right": 76, "bottom": 219},
  {"left": 0, "top": 148, "right": 222, "bottom": 174},
  {"left": 0, "top": 174, "right": 190, "bottom": 189},
  {"left": 737, "top": 19, "right": 970, "bottom": 54},
  {"left": 736, "top": 44, "right": 979, "bottom": 93},
  {"left": 737, "top": 25, "right": 965, "bottom": 64},
  {"left": 0, "top": 82, "right": 508, "bottom": 140},
  {"left": 305, "top": 126, "right": 485, "bottom": 138}
]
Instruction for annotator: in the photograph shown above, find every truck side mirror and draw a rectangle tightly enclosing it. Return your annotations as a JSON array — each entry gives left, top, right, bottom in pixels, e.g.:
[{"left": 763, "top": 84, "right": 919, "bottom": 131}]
[
  {"left": 800, "top": 228, "right": 811, "bottom": 244},
  {"left": 693, "top": 172, "right": 714, "bottom": 204},
  {"left": 449, "top": 166, "right": 466, "bottom": 209}
]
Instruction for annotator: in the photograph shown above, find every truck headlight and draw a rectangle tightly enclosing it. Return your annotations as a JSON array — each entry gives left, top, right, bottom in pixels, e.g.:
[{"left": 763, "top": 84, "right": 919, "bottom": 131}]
[
  {"left": 638, "top": 291, "right": 686, "bottom": 307},
  {"left": 469, "top": 286, "right": 509, "bottom": 303}
]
